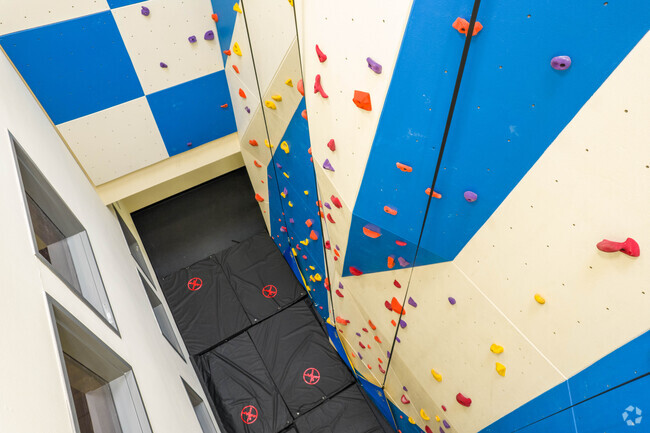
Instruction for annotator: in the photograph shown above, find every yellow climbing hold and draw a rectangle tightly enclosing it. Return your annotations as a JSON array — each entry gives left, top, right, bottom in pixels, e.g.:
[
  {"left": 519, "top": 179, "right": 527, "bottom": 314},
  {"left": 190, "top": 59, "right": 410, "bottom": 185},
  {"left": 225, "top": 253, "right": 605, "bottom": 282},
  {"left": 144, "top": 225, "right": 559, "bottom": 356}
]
[
  {"left": 233, "top": 3, "right": 242, "bottom": 13},
  {"left": 233, "top": 42, "right": 242, "bottom": 56},
  {"left": 271, "top": 94, "right": 282, "bottom": 102},
  {"left": 283, "top": 172, "right": 289, "bottom": 178},
  {"left": 288, "top": 201, "right": 294, "bottom": 207},
  {"left": 280, "top": 141, "right": 290, "bottom": 153},
  {"left": 264, "top": 139, "right": 273, "bottom": 148},
  {"left": 496, "top": 362, "right": 506, "bottom": 377},
  {"left": 309, "top": 266, "right": 316, "bottom": 271},
  {"left": 281, "top": 191, "right": 287, "bottom": 198},
  {"left": 431, "top": 369, "right": 442, "bottom": 382},
  {"left": 265, "top": 100, "right": 277, "bottom": 110},
  {"left": 285, "top": 78, "right": 293, "bottom": 87},
  {"left": 408, "top": 417, "right": 415, "bottom": 424},
  {"left": 300, "top": 239, "right": 309, "bottom": 245},
  {"left": 534, "top": 293, "right": 546, "bottom": 304},
  {"left": 304, "top": 190, "right": 309, "bottom": 195},
  {"left": 288, "top": 0, "right": 293, "bottom": 5},
  {"left": 314, "top": 273, "right": 322, "bottom": 281},
  {"left": 435, "top": 415, "right": 441, "bottom": 422},
  {"left": 291, "top": 248, "right": 297, "bottom": 256},
  {"left": 420, "top": 409, "right": 430, "bottom": 421},
  {"left": 490, "top": 343, "right": 504, "bottom": 354},
  {"left": 326, "top": 317, "right": 333, "bottom": 325}
]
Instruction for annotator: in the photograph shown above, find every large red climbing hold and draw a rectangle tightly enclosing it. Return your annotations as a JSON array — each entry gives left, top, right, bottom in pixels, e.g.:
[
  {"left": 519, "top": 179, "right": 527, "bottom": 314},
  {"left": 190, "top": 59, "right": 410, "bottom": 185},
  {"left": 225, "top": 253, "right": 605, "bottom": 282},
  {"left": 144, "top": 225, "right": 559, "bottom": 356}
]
[
  {"left": 353, "top": 90, "right": 372, "bottom": 111},
  {"left": 391, "top": 297, "right": 405, "bottom": 315},
  {"left": 349, "top": 266, "right": 363, "bottom": 276},
  {"left": 456, "top": 393, "right": 472, "bottom": 407},
  {"left": 255, "top": 194, "right": 264, "bottom": 202},
  {"left": 596, "top": 238, "right": 640, "bottom": 257},
  {"left": 331, "top": 195, "right": 342, "bottom": 208},
  {"left": 395, "top": 240, "right": 407, "bottom": 247},
  {"left": 315, "top": 44, "right": 327, "bottom": 62},
  {"left": 452, "top": 17, "right": 483, "bottom": 36},
  {"left": 253, "top": 160, "right": 262, "bottom": 168}
]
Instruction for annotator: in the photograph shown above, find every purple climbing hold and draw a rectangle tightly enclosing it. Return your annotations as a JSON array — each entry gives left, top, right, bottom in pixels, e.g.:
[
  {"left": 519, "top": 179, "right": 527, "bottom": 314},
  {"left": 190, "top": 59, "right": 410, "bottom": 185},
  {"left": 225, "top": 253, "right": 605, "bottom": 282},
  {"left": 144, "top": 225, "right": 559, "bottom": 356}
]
[
  {"left": 188, "top": 35, "right": 197, "bottom": 43},
  {"left": 335, "top": 244, "right": 340, "bottom": 250},
  {"left": 397, "top": 257, "right": 410, "bottom": 267},
  {"left": 387, "top": 351, "right": 391, "bottom": 358},
  {"left": 245, "top": 106, "right": 250, "bottom": 113},
  {"left": 141, "top": 6, "right": 150, "bottom": 16},
  {"left": 204, "top": 30, "right": 215, "bottom": 41},
  {"left": 396, "top": 336, "right": 401, "bottom": 343},
  {"left": 324, "top": 202, "right": 331, "bottom": 209},
  {"left": 464, "top": 191, "right": 478, "bottom": 202},
  {"left": 356, "top": 332, "right": 361, "bottom": 337},
  {"left": 407, "top": 297, "right": 417, "bottom": 307},
  {"left": 358, "top": 352, "right": 363, "bottom": 360},
  {"left": 448, "top": 297, "right": 456, "bottom": 305},
  {"left": 366, "top": 57, "right": 382, "bottom": 74},
  {"left": 443, "top": 420, "right": 450, "bottom": 429},
  {"left": 399, "top": 319, "right": 407, "bottom": 328},
  {"left": 323, "top": 159, "right": 335, "bottom": 171},
  {"left": 440, "top": 428, "right": 445, "bottom": 433},
  {"left": 339, "top": 282, "right": 344, "bottom": 289},
  {"left": 276, "top": 163, "right": 282, "bottom": 169},
  {"left": 159, "top": 62, "right": 168, "bottom": 68},
  {"left": 289, "top": 218, "right": 295, "bottom": 223},
  {"left": 550, "top": 55, "right": 571, "bottom": 71},
  {"left": 280, "top": 226, "right": 287, "bottom": 233},
  {"left": 282, "top": 187, "right": 288, "bottom": 195},
  {"left": 403, "top": 386, "right": 408, "bottom": 392}
]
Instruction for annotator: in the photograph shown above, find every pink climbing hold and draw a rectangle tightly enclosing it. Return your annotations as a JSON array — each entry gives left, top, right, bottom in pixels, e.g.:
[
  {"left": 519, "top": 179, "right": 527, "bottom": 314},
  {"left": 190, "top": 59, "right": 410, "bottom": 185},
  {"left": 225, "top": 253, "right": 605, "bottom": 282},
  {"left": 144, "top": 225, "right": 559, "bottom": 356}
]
[
  {"left": 401, "top": 395, "right": 410, "bottom": 404},
  {"left": 314, "top": 74, "right": 328, "bottom": 98},
  {"left": 456, "top": 393, "right": 472, "bottom": 407},
  {"left": 322, "top": 159, "right": 335, "bottom": 171},
  {"left": 397, "top": 257, "right": 410, "bottom": 267},
  {"left": 297, "top": 79, "right": 305, "bottom": 96},
  {"left": 349, "top": 266, "right": 363, "bottom": 276},
  {"left": 315, "top": 44, "right": 327, "bottom": 62},
  {"left": 464, "top": 191, "right": 478, "bottom": 202},
  {"left": 327, "top": 139, "right": 336, "bottom": 151},
  {"left": 325, "top": 240, "right": 331, "bottom": 249},
  {"left": 331, "top": 195, "right": 342, "bottom": 208},
  {"left": 596, "top": 238, "right": 640, "bottom": 257}
]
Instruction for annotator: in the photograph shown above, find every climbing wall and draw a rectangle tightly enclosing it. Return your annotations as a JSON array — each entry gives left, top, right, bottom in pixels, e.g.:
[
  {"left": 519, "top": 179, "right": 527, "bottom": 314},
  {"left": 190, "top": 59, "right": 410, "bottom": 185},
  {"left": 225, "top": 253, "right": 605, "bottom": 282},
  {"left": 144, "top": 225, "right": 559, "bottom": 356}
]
[
  {"left": 294, "top": 0, "right": 650, "bottom": 432},
  {"left": 216, "top": 0, "right": 331, "bottom": 319},
  {"left": 0, "top": 0, "right": 236, "bottom": 185}
]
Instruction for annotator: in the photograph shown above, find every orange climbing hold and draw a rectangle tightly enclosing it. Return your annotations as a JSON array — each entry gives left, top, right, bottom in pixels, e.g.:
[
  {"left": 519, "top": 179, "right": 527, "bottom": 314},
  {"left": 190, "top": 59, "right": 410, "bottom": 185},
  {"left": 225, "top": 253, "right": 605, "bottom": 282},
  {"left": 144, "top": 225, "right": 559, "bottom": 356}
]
[
  {"left": 305, "top": 219, "right": 313, "bottom": 227},
  {"left": 374, "top": 336, "right": 382, "bottom": 344},
  {"left": 396, "top": 162, "right": 412, "bottom": 172},
  {"left": 238, "top": 88, "right": 246, "bottom": 98},
  {"left": 335, "top": 316, "right": 350, "bottom": 326},
  {"left": 232, "top": 65, "right": 240, "bottom": 74},
  {"left": 387, "top": 256, "right": 395, "bottom": 269},
  {"left": 395, "top": 240, "right": 407, "bottom": 247},
  {"left": 223, "top": 49, "right": 232, "bottom": 56},
  {"left": 362, "top": 226, "right": 382, "bottom": 238},
  {"left": 255, "top": 194, "right": 264, "bottom": 202},
  {"left": 297, "top": 79, "right": 305, "bottom": 96},
  {"left": 384, "top": 206, "right": 398, "bottom": 215},
  {"left": 368, "top": 320, "right": 376, "bottom": 331},
  {"left": 391, "top": 320, "right": 397, "bottom": 326},
  {"left": 309, "top": 230, "right": 319, "bottom": 241},
  {"left": 253, "top": 160, "right": 262, "bottom": 168},
  {"left": 301, "top": 110, "right": 308, "bottom": 120},
  {"left": 452, "top": 17, "right": 483, "bottom": 36},
  {"left": 391, "top": 297, "right": 405, "bottom": 315},
  {"left": 425, "top": 188, "right": 442, "bottom": 199},
  {"left": 249, "top": 139, "right": 258, "bottom": 146},
  {"left": 353, "top": 90, "right": 372, "bottom": 111},
  {"left": 220, "top": 103, "right": 229, "bottom": 108},
  {"left": 211, "top": 13, "right": 219, "bottom": 22}
]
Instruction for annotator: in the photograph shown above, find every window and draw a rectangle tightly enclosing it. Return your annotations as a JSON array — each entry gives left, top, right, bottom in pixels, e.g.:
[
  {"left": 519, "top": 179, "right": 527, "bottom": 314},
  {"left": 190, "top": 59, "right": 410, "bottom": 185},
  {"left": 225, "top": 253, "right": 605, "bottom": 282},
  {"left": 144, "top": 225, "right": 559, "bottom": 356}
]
[
  {"left": 139, "top": 270, "right": 184, "bottom": 358},
  {"left": 183, "top": 380, "right": 218, "bottom": 433},
  {"left": 13, "top": 137, "right": 116, "bottom": 329},
  {"left": 50, "top": 298, "right": 153, "bottom": 433},
  {"left": 114, "top": 207, "right": 154, "bottom": 284}
]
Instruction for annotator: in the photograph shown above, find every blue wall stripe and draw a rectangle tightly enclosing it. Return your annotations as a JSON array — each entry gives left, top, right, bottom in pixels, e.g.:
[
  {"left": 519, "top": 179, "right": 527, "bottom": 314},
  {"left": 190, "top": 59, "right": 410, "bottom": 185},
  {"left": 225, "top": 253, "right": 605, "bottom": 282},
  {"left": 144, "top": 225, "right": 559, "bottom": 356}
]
[{"left": 211, "top": 0, "right": 237, "bottom": 65}]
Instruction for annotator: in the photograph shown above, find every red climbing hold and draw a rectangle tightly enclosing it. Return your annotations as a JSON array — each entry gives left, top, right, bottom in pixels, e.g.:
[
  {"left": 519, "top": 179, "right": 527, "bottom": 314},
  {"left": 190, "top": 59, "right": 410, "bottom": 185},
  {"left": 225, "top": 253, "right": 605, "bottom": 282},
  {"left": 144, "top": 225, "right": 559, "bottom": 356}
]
[
  {"left": 336, "top": 289, "right": 344, "bottom": 298},
  {"left": 349, "top": 266, "right": 363, "bottom": 276},
  {"left": 401, "top": 395, "right": 410, "bottom": 404},
  {"left": 425, "top": 427, "right": 433, "bottom": 433},
  {"left": 395, "top": 240, "right": 407, "bottom": 247},
  {"left": 327, "top": 139, "right": 336, "bottom": 151},
  {"left": 335, "top": 316, "right": 350, "bottom": 325},
  {"left": 456, "top": 393, "right": 472, "bottom": 407},
  {"left": 255, "top": 194, "right": 264, "bottom": 202},
  {"left": 211, "top": 13, "right": 219, "bottom": 22},
  {"left": 391, "top": 297, "right": 405, "bottom": 315},
  {"left": 359, "top": 342, "right": 366, "bottom": 349},
  {"left": 325, "top": 240, "right": 331, "bottom": 249},
  {"left": 331, "top": 195, "right": 342, "bottom": 208},
  {"left": 238, "top": 88, "right": 246, "bottom": 98},
  {"left": 232, "top": 65, "right": 240, "bottom": 74},
  {"left": 385, "top": 300, "right": 393, "bottom": 311},
  {"left": 596, "top": 238, "right": 640, "bottom": 257},
  {"left": 379, "top": 364, "right": 386, "bottom": 374},
  {"left": 297, "top": 79, "right": 305, "bottom": 96},
  {"left": 396, "top": 162, "right": 412, "bottom": 172},
  {"left": 249, "top": 139, "right": 258, "bottom": 146},
  {"left": 442, "top": 405, "right": 447, "bottom": 412},
  {"left": 253, "top": 160, "right": 262, "bottom": 168},
  {"left": 394, "top": 280, "right": 401, "bottom": 288},
  {"left": 353, "top": 90, "right": 372, "bottom": 111},
  {"left": 314, "top": 74, "right": 328, "bottom": 98},
  {"left": 362, "top": 328, "right": 368, "bottom": 333},
  {"left": 315, "top": 44, "right": 327, "bottom": 62},
  {"left": 452, "top": 17, "right": 483, "bottom": 36},
  {"left": 327, "top": 214, "right": 335, "bottom": 224},
  {"left": 309, "top": 230, "right": 319, "bottom": 241}
]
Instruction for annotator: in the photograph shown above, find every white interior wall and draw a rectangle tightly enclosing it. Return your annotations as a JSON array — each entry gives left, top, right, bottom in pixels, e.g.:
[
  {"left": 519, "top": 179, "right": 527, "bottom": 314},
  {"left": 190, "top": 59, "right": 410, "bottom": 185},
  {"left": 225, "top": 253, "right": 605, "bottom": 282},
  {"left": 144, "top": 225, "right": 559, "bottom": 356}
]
[{"left": 0, "top": 51, "right": 215, "bottom": 433}]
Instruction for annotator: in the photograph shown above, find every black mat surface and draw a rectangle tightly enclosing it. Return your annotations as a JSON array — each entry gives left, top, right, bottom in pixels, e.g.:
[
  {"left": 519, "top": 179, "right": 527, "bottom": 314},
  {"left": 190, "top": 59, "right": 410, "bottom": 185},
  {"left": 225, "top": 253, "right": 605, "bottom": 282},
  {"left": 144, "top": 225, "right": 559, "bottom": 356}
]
[{"left": 132, "top": 168, "right": 267, "bottom": 278}]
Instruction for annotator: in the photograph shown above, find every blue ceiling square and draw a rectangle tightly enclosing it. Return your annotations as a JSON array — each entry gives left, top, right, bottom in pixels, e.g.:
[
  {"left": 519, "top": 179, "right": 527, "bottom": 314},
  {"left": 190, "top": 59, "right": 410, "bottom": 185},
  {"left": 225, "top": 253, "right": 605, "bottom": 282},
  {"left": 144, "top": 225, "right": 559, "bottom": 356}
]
[
  {"left": 146, "top": 70, "right": 236, "bottom": 156},
  {"left": 0, "top": 11, "right": 143, "bottom": 124}
]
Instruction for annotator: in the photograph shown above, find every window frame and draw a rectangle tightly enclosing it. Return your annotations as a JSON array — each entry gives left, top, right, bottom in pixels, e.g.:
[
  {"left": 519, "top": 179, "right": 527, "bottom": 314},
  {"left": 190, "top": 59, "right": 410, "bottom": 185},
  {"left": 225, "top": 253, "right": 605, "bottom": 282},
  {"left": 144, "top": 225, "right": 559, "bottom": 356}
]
[
  {"left": 9, "top": 132, "right": 119, "bottom": 334},
  {"left": 182, "top": 379, "right": 219, "bottom": 433}
]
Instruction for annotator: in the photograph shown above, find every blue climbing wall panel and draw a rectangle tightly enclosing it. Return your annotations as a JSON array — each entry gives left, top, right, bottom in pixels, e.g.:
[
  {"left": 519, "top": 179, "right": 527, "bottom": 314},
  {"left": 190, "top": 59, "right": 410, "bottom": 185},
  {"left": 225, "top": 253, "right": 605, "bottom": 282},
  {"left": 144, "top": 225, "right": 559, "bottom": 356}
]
[{"left": 211, "top": 0, "right": 237, "bottom": 65}]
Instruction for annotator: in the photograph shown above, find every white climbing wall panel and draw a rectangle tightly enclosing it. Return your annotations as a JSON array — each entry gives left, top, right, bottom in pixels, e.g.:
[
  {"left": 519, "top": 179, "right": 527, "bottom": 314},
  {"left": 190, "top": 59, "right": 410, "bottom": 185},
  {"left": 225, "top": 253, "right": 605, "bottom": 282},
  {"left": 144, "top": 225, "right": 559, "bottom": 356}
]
[
  {"left": 113, "top": 0, "right": 224, "bottom": 94},
  {"left": 0, "top": 0, "right": 109, "bottom": 36},
  {"left": 58, "top": 97, "right": 168, "bottom": 184},
  {"left": 456, "top": 33, "right": 650, "bottom": 379},
  {"left": 295, "top": 0, "right": 414, "bottom": 207}
]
